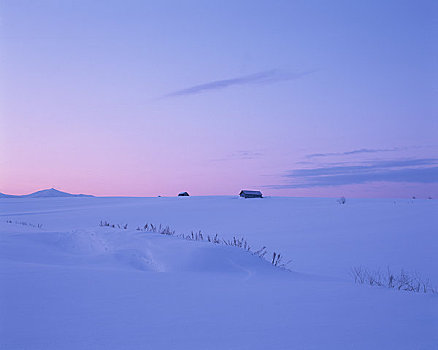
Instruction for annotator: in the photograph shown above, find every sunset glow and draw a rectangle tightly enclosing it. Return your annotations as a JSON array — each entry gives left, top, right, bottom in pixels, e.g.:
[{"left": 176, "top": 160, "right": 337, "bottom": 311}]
[{"left": 1, "top": 1, "right": 436, "bottom": 198}]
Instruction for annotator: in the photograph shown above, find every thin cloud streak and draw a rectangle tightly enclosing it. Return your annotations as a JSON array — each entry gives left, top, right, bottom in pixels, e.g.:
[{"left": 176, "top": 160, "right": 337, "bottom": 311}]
[
  {"left": 163, "top": 69, "right": 316, "bottom": 98},
  {"left": 265, "top": 158, "right": 438, "bottom": 189},
  {"left": 268, "top": 167, "right": 438, "bottom": 189},
  {"left": 210, "top": 150, "right": 263, "bottom": 162},
  {"left": 306, "top": 148, "right": 399, "bottom": 159},
  {"left": 289, "top": 158, "right": 438, "bottom": 177}
]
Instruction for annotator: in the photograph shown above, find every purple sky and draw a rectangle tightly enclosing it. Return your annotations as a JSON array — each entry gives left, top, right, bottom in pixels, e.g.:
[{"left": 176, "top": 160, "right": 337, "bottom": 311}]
[{"left": 1, "top": 0, "right": 437, "bottom": 198}]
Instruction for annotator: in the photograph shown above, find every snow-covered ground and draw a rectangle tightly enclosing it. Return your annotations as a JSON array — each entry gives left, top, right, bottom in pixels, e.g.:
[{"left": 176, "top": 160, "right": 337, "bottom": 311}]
[{"left": 1, "top": 196, "right": 437, "bottom": 349}]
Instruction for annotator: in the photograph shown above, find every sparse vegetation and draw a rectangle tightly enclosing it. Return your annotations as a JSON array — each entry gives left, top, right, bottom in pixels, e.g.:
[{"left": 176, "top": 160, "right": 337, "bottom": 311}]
[
  {"left": 100, "top": 220, "right": 128, "bottom": 229},
  {"left": 271, "top": 251, "right": 291, "bottom": 268},
  {"left": 5, "top": 220, "right": 43, "bottom": 229},
  {"left": 352, "top": 266, "right": 436, "bottom": 294},
  {"left": 100, "top": 221, "right": 292, "bottom": 270},
  {"left": 337, "top": 196, "right": 346, "bottom": 204}
]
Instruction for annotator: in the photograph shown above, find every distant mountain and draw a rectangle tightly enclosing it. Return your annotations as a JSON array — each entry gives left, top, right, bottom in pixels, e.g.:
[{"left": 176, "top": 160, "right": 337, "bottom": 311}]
[
  {"left": 0, "top": 188, "right": 94, "bottom": 198},
  {"left": 23, "top": 188, "right": 94, "bottom": 198}
]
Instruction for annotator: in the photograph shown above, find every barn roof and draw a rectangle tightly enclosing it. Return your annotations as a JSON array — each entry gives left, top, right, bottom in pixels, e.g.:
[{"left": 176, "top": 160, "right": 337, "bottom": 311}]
[{"left": 240, "top": 190, "right": 262, "bottom": 195}]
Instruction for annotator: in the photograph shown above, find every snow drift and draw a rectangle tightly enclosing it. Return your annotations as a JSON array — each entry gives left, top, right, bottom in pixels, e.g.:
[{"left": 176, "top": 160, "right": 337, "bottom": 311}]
[{"left": 0, "top": 196, "right": 436, "bottom": 349}]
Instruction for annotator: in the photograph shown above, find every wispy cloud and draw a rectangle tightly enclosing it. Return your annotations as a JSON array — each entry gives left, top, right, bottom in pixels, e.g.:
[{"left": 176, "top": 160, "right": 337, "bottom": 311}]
[
  {"left": 306, "top": 148, "right": 398, "bottom": 159},
  {"left": 163, "top": 69, "right": 315, "bottom": 98},
  {"left": 265, "top": 158, "right": 438, "bottom": 189},
  {"left": 211, "top": 150, "right": 263, "bottom": 162}
]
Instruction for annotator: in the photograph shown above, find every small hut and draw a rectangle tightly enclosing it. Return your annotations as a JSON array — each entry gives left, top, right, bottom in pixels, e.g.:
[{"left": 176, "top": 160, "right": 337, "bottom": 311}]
[
  {"left": 178, "top": 191, "right": 190, "bottom": 197},
  {"left": 239, "top": 190, "right": 263, "bottom": 198}
]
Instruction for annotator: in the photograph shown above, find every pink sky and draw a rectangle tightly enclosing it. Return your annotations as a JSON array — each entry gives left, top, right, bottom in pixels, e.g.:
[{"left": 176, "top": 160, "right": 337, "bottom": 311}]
[{"left": 1, "top": 1, "right": 437, "bottom": 198}]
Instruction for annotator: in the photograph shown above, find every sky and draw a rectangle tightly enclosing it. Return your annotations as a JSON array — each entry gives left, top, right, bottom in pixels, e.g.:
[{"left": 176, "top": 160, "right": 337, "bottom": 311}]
[{"left": 0, "top": 0, "right": 437, "bottom": 198}]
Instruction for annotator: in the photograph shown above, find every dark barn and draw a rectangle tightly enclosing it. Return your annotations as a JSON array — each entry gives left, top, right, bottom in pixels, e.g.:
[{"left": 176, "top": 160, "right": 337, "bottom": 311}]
[
  {"left": 178, "top": 192, "right": 190, "bottom": 196},
  {"left": 239, "top": 190, "right": 263, "bottom": 198}
]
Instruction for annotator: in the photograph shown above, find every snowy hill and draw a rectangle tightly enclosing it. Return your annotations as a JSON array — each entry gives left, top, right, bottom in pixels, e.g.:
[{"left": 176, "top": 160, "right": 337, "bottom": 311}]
[
  {"left": 0, "top": 188, "right": 94, "bottom": 198},
  {"left": 23, "top": 188, "right": 94, "bottom": 198},
  {"left": 0, "top": 196, "right": 436, "bottom": 349}
]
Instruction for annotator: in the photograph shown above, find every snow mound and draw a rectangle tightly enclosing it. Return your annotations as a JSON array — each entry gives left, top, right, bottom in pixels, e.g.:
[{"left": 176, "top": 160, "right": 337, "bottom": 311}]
[{"left": 0, "top": 225, "right": 275, "bottom": 276}]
